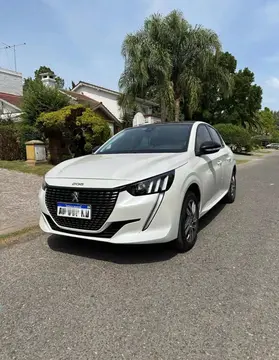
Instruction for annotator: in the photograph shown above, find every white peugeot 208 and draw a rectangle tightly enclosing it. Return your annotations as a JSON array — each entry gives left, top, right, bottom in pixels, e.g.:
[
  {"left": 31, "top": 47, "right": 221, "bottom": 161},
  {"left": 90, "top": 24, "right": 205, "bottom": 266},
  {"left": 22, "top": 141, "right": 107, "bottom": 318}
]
[{"left": 39, "top": 121, "right": 236, "bottom": 252}]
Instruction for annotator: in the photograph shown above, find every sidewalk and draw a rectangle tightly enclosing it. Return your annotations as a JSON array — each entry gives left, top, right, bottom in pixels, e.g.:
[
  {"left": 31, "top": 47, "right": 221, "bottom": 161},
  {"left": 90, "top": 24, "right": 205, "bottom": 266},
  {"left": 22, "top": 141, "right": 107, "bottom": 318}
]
[{"left": 0, "top": 169, "right": 42, "bottom": 236}]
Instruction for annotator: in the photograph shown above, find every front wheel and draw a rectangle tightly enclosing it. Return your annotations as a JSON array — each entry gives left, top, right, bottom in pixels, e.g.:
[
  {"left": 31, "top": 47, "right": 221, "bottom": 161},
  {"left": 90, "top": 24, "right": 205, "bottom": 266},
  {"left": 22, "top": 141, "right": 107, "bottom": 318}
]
[
  {"left": 174, "top": 191, "right": 199, "bottom": 253},
  {"left": 223, "top": 172, "right": 236, "bottom": 203}
]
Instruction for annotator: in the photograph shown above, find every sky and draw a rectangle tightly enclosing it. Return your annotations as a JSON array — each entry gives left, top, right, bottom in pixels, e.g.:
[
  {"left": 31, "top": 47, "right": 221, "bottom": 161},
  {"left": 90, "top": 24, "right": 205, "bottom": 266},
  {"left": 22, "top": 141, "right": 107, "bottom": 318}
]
[{"left": 1, "top": 0, "right": 279, "bottom": 109}]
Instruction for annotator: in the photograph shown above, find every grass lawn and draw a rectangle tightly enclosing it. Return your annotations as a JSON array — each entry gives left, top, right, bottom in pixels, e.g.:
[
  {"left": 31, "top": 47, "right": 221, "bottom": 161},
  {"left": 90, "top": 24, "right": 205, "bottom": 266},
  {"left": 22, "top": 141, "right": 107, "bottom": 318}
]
[
  {"left": 253, "top": 149, "right": 272, "bottom": 154},
  {"left": 0, "top": 161, "right": 53, "bottom": 176},
  {"left": 236, "top": 159, "right": 250, "bottom": 165}
]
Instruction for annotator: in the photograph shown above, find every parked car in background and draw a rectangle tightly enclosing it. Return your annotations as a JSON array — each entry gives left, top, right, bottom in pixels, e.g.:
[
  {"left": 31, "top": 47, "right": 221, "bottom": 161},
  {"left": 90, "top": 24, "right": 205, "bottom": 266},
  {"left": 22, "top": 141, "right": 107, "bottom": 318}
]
[
  {"left": 266, "top": 143, "right": 279, "bottom": 149},
  {"left": 39, "top": 121, "right": 236, "bottom": 252}
]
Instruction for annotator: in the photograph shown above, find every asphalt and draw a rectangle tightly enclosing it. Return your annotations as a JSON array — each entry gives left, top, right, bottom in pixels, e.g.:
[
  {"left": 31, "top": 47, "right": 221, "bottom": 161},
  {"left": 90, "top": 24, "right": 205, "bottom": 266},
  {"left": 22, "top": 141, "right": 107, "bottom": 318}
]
[{"left": 1, "top": 153, "right": 279, "bottom": 360}]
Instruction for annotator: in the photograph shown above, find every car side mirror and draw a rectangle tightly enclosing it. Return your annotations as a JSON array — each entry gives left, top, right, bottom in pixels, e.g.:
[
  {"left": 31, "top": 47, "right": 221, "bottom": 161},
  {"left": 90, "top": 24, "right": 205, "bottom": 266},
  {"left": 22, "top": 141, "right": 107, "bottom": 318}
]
[
  {"left": 199, "top": 141, "right": 221, "bottom": 155},
  {"left": 92, "top": 145, "right": 100, "bottom": 154}
]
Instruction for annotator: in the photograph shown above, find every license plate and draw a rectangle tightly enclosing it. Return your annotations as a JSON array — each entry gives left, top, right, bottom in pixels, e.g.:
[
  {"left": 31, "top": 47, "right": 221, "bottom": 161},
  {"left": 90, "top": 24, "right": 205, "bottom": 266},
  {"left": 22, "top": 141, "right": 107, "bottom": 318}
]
[{"left": 57, "top": 203, "right": 91, "bottom": 219}]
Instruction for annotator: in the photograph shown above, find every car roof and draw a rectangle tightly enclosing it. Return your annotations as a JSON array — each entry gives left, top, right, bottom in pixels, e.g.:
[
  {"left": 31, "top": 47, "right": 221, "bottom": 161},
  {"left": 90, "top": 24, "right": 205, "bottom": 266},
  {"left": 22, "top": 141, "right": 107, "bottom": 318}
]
[{"left": 125, "top": 121, "right": 200, "bottom": 130}]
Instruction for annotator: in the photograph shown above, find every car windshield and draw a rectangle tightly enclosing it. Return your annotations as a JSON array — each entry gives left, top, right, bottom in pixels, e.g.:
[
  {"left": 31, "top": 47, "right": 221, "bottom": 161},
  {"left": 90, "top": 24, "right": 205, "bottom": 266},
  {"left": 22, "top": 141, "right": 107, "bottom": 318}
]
[{"left": 97, "top": 123, "right": 193, "bottom": 154}]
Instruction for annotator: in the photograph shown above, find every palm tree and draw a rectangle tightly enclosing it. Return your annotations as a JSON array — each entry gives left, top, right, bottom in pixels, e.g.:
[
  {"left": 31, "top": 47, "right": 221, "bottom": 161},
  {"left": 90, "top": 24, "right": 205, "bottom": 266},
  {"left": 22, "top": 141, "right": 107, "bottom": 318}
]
[{"left": 119, "top": 10, "right": 229, "bottom": 121}]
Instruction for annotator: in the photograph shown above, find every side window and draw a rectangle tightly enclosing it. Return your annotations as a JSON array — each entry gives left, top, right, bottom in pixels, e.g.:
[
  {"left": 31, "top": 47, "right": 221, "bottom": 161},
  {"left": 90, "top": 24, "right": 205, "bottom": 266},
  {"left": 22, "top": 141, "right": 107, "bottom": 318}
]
[
  {"left": 207, "top": 126, "right": 223, "bottom": 147},
  {"left": 195, "top": 125, "right": 212, "bottom": 153}
]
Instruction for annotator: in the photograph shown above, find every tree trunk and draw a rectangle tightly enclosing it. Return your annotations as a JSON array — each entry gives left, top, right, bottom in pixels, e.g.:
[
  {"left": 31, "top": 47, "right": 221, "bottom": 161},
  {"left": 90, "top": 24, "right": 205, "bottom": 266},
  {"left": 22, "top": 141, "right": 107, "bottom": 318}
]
[
  {"left": 174, "top": 97, "right": 180, "bottom": 122},
  {"left": 184, "top": 104, "right": 193, "bottom": 120},
  {"left": 160, "top": 100, "right": 167, "bottom": 122},
  {"left": 48, "top": 135, "right": 63, "bottom": 165}
]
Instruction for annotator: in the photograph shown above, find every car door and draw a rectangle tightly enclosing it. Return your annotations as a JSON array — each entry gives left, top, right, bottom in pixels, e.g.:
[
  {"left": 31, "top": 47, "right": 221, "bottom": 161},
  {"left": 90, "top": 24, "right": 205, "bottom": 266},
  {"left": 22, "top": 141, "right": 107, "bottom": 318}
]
[
  {"left": 207, "top": 125, "right": 233, "bottom": 192},
  {"left": 195, "top": 124, "right": 223, "bottom": 208}
]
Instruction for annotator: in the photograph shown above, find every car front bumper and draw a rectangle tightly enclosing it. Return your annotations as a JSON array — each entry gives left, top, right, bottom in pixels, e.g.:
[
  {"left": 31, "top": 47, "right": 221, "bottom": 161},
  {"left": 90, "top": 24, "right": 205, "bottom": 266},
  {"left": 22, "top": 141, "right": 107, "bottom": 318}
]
[{"left": 38, "top": 185, "right": 181, "bottom": 245}]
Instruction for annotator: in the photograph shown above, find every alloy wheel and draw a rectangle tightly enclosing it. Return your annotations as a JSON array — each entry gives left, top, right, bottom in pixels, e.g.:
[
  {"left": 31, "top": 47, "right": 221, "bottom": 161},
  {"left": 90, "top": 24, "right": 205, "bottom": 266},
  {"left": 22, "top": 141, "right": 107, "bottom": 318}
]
[
  {"left": 184, "top": 199, "right": 198, "bottom": 243},
  {"left": 230, "top": 174, "right": 236, "bottom": 198}
]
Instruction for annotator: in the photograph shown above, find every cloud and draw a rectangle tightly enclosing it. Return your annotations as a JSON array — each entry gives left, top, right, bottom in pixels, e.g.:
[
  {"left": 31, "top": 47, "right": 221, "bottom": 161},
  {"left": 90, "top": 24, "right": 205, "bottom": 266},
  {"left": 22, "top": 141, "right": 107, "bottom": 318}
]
[
  {"left": 141, "top": 0, "right": 242, "bottom": 35},
  {"left": 266, "top": 77, "right": 279, "bottom": 89}
]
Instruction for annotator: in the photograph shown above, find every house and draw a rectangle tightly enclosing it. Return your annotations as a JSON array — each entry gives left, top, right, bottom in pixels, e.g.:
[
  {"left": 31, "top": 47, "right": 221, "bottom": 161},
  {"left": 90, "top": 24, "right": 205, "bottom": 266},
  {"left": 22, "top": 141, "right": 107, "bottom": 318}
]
[
  {"left": 41, "top": 74, "right": 121, "bottom": 135},
  {"left": 0, "top": 68, "right": 23, "bottom": 121},
  {"left": 60, "top": 90, "right": 122, "bottom": 135},
  {"left": 0, "top": 92, "right": 23, "bottom": 121},
  {"left": 72, "top": 81, "right": 160, "bottom": 122}
]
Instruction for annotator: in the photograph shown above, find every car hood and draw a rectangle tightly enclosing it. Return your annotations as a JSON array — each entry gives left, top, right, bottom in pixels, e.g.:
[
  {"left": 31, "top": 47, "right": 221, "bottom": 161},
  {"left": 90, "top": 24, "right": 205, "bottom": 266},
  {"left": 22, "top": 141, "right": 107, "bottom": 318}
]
[{"left": 45, "top": 153, "right": 189, "bottom": 182}]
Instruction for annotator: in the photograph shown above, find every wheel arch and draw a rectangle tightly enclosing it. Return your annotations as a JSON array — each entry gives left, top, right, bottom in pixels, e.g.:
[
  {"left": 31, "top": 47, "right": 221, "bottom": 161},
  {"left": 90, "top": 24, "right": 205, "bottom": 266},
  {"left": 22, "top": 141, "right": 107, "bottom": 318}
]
[{"left": 187, "top": 183, "right": 201, "bottom": 206}]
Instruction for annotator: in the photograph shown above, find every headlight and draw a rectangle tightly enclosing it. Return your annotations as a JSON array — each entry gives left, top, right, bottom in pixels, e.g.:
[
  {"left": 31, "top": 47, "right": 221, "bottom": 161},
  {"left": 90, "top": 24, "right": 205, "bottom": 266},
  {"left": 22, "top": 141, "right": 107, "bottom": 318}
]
[{"left": 126, "top": 170, "right": 175, "bottom": 196}]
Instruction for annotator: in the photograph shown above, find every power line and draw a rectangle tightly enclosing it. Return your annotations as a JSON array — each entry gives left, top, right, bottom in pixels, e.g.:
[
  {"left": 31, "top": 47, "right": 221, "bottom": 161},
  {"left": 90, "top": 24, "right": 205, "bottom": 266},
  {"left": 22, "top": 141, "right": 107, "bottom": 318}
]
[{"left": 0, "top": 42, "right": 26, "bottom": 72}]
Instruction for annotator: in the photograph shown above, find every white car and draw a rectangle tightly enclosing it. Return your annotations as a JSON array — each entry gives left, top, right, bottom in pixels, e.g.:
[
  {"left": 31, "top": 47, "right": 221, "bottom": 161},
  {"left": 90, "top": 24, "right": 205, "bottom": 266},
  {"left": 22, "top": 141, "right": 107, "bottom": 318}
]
[
  {"left": 39, "top": 121, "right": 236, "bottom": 252},
  {"left": 266, "top": 143, "right": 279, "bottom": 149}
]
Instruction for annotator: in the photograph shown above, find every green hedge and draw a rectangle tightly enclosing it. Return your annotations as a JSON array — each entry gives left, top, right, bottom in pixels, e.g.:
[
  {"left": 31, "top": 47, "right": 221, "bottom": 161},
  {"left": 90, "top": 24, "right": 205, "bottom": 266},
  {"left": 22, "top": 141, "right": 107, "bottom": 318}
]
[
  {"left": 0, "top": 121, "right": 42, "bottom": 160},
  {"left": 215, "top": 123, "right": 253, "bottom": 152}
]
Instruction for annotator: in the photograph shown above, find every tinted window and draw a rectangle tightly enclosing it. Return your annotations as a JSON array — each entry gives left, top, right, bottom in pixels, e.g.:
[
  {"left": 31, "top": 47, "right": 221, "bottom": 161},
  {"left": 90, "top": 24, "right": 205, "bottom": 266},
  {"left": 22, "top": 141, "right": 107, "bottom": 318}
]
[
  {"left": 207, "top": 126, "right": 223, "bottom": 147},
  {"left": 97, "top": 124, "right": 193, "bottom": 154},
  {"left": 195, "top": 125, "right": 212, "bottom": 152}
]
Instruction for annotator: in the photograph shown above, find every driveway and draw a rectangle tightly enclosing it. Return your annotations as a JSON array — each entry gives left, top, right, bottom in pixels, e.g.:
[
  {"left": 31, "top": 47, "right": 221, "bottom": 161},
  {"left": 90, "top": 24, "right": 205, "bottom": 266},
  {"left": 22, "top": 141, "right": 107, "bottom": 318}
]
[
  {"left": 1, "top": 153, "right": 279, "bottom": 359},
  {"left": 0, "top": 169, "right": 42, "bottom": 235}
]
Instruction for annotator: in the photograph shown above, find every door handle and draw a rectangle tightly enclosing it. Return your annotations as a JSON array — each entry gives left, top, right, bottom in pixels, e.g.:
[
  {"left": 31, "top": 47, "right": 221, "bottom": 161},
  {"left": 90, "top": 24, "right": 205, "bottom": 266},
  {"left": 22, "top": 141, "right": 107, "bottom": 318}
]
[{"left": 217, "top": 160, "right": 222, "bottom": 165}]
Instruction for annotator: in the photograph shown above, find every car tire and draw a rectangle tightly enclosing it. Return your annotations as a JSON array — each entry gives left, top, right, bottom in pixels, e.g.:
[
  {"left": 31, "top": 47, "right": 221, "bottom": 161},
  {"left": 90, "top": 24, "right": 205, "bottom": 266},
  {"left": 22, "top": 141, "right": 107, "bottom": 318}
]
[
  {"left": 223, "top": 171, "right": 236, "bottom": 204},
  {"left": 174, "top": 191, "right": 199, "bottom": 253}
]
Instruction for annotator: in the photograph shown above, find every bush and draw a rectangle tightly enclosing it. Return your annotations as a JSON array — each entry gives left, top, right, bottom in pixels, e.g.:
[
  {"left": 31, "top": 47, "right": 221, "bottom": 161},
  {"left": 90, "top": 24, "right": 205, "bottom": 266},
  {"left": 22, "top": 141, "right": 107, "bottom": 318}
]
[
  {"left": 0, "top": 123, "right": 21, "bottom": 160},
  {"left": 37, "top": 105, "right": 111, "bottom": 164},
  {"left": 215, "top": 123, "right": 253, "bottom": 152},
  {"left": 0, "top": 121, "right": 42, "bottom": 160},
  {"left": 17, "top": 123, "right": 42, "bottom": 159}
]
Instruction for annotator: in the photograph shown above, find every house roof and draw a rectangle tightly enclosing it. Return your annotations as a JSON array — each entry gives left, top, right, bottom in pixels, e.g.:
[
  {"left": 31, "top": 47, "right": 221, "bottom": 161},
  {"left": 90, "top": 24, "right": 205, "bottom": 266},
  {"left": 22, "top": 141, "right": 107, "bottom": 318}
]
[
  {"left": 61, "top": 90, "right": 100, "bottom": 109},
  {"left": 0, "top": 92, "right": 23, "bottom": 110},
  {"left": 72, "top": 81, "right": 158, "bottom": 107},
  {"left": 61, "top": 90, "right": 121, "bottom": 126}
]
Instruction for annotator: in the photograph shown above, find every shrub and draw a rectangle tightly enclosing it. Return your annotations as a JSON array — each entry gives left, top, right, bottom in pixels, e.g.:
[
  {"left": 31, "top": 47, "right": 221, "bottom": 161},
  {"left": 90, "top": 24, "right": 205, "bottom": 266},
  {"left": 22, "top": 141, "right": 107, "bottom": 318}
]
[
  {"left": 215, "top": 123, "right": 252, "bottom": 152},
  {"left": 0, "top": 121, "right": 42, "bottom": 160},
  {"left": 37, "top": 105, "right": 111, "bottom": 164},
  {"left": 0, "top": 122, "right": 21, "bottom": 160},
  {"left": 16, "top": 123, "right": 42, "bottom": 159}
]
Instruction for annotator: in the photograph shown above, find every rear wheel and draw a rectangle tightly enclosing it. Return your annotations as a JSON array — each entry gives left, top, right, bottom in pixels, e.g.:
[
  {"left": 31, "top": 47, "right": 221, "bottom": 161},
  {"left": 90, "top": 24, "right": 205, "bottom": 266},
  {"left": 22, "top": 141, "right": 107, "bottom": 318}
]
[
  {"left": 223, "top": 171, "right": 236, "bottom": 203},
  {"left": 174, "top": 191, "right": 199, "bottom": 253}
]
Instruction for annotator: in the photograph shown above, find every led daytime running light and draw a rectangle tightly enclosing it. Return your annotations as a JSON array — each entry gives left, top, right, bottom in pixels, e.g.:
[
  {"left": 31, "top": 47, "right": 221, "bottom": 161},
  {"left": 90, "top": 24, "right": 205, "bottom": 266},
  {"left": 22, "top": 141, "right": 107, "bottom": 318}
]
[{"left": 126, "top": 170, "right": 175, "bottom": 196}]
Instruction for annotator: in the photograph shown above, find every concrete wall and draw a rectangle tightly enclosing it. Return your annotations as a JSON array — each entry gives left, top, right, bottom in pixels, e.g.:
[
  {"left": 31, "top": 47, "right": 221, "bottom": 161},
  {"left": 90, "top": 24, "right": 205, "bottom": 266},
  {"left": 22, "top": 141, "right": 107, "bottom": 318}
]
[{"left": 0, "top": 68, "right": 23, "bottom": 95}]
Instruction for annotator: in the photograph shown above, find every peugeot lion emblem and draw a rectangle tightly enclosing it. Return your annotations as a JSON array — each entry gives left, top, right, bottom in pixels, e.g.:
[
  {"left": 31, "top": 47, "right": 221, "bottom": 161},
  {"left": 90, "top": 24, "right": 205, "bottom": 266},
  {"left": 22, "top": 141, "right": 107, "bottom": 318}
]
[{"left": 72, "top": 191, "right": 79, "bottom": 202}]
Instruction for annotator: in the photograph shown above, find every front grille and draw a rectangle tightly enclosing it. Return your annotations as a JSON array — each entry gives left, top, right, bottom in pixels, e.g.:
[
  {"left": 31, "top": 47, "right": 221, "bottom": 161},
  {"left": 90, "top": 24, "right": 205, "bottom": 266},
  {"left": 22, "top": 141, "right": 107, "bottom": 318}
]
[
  {"left": 45, "top": 186, "right": 119, "bottom": 231},
  {"left": 44, "top": 214, "right": 139, "bottom": 238}
]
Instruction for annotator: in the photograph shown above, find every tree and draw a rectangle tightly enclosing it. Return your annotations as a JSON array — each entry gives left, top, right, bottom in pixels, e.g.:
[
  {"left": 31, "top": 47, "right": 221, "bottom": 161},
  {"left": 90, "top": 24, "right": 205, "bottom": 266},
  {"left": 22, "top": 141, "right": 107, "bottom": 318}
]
[
  {"left": 258, "top": 107, "right": 277, "bottom": 136},
  {"left": 119, "top": 10, "right": 231, "bottom": 122},
  {"left": 37, "top": 105, "right": 111, "bottom": 164},
  {"left": 22, "top": 79, "right": 69, "bottom": 126},
  {"left": 271, "top": 110, "right": 279, "bottom": 129},
  {"left": 192, "top": 51, "right": 236, "bottom": 122},
  {"left": 217, "top": 68, "right": 262, "bottom": 130}
]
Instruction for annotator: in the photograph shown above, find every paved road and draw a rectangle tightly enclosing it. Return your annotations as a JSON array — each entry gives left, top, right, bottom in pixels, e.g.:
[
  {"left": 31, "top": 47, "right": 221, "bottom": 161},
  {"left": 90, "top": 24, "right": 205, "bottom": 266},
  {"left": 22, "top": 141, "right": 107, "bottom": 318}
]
[{"left": 1, "top": 153, "right": 279, "bottom": 360}]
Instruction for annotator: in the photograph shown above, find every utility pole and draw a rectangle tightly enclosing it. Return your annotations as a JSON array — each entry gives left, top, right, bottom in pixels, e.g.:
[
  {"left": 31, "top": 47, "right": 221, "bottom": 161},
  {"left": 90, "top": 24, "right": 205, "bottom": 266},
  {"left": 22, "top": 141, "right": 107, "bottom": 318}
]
[{"left": 0, "top": 42, "right": 26, "bottom": 72}]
